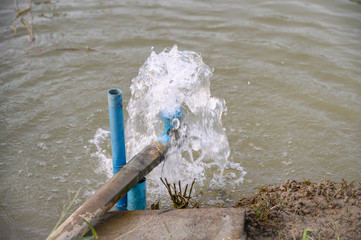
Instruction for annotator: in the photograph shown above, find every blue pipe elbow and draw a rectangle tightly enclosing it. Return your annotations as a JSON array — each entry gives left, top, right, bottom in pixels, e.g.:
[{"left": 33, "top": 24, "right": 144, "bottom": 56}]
[{"left": 158, "top": 106, "right": 183, "bottom": 145}]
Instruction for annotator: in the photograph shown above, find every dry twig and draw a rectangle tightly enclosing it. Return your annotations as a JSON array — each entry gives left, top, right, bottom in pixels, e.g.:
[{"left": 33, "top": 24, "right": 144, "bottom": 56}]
[
  {"left": 13, "top": 0, "right": 34, "bottom": 41},
  {"left": 160, "top": 178, "right": 200, "bottom": 209},
  {"left": 163, "top": 221, "right": 173, "bottom": 240},
  {"left": 23, "top": 46, "right": 117, "bottom": 57}
]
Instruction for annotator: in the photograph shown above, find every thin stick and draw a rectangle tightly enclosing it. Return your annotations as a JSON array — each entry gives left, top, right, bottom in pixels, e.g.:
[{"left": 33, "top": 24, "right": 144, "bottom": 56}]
[
  {"left": 14, "top": 0, "right": 18, "bottom": 12},
  {"left": 173, "top": 183, "right": 180, "bottom": 202},
  {"left": 23, "top": 46, "right": 116, "bottom": 57},
  {"left": 163, "top": 221, "right": 173, "bottom": 240},
  {"left": 168, "top": 183, "right": 198, "bottom": 208},
  {"left": 12, "top": 0, "right": 19, "bottom": 35},
  {"left": 160, "top": 178, "right": 173, "bottom": 199},
  {"left": 12, "top": 23, "right": 17, "bottom": 35},
  {"left": 55, "top": 47, "right": 101, "bottom": 52},
  {"left": 183, "top": 184, "right": 188, "bottom": 198},
  {"left": 15, "top": 7, "right": 31, "bottom": 19},
  {"left": 12, "top": 0, "right": 34, "bottom": 41},
  {"left": 49, "top": 188, "right": 81, "bottom": 236},
  {"left": 114, "top": 216, "right": 154, "bottom": 240},
  {"left": 27, "top": 0, "right": 33, "bottom": 32},
  {"left": 20, "top": 17, "right": 34, "bottom": 41},
  {"left": 189, "top": 178, "right": 196, "bottom": 199}
]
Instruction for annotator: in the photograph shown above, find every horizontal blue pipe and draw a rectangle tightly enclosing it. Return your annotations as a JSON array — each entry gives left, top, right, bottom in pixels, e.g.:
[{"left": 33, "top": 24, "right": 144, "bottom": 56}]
[{"left": 108, "top": 89, "right": 127, "bottom": 210}]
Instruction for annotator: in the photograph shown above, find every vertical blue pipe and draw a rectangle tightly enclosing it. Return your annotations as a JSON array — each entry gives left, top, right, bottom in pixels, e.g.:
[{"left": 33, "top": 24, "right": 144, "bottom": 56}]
[
  {"left": 127, "top": 177, "right": 147, "bottom": 210},
  {"left": 108, "top": 89, "right": 127, "bottom": 210}
]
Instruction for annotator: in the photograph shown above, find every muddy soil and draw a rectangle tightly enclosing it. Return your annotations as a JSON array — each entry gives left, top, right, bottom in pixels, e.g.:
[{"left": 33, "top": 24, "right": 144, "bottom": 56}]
[{"left": 234, "top": 179, "right": 361, "bottom": 240}]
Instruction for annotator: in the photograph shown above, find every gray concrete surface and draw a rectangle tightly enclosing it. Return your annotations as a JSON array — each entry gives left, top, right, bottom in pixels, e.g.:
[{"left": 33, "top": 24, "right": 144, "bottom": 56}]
[{"left": 91, "top": 208, "right": 245, "bottom": 240}]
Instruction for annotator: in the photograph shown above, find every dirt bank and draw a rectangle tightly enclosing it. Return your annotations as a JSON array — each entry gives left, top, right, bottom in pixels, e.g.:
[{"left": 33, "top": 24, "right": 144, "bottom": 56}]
[{"left": 234, "top": 179, "right": 361, "bottom": 240}]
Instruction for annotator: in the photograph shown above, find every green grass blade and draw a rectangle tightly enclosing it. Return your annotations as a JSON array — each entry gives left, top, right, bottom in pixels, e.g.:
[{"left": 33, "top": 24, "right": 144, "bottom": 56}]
[
  {"left": 302, "top": 228, "right": 313, "bottom": 240},
  {"left": 82, "top": 218, "right": 98, "bottom": 240}
]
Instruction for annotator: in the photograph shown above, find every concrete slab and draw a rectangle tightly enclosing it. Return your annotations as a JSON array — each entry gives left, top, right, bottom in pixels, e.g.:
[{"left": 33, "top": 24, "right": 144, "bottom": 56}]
[{"left": 91, "top": 208, "right": 245, "bottom": 240}]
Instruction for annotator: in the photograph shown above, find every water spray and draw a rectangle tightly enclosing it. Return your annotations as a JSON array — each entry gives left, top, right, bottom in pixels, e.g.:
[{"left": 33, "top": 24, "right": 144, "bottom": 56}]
[{"left": 128, "top": 106, "right": 183, "bottom": 210}]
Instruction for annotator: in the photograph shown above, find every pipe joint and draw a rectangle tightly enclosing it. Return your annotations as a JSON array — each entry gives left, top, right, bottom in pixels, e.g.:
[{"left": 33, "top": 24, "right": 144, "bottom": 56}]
[{"left": 158, "top": 106, "right": 183, "bottom": 145}]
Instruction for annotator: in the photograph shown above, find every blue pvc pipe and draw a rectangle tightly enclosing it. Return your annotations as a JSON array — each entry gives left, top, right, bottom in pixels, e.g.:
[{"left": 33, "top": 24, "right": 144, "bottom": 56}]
[
  {"left": 108, "top": 89, "right": 127, "bottom": 210},
  {"left": 127, "top": 177, "right": 147, "bottom": 210},
  {"left": 158, "top": 106, "right": 183, "bottom": 145}
]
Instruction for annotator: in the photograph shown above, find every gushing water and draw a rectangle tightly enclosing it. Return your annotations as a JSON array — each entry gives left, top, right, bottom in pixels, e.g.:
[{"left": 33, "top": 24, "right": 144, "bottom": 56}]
[
  {"left": 91, "top": 46, "right": 246, "bottom": 205},
  {"left": 126, "top": 45, "right": 245, "bottom": 204}
]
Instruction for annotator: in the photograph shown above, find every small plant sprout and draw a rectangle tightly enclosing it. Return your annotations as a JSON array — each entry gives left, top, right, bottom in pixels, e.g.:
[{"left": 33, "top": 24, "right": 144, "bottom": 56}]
[{"left": 302, "top": 228, "right": 313, "bottom": 240}]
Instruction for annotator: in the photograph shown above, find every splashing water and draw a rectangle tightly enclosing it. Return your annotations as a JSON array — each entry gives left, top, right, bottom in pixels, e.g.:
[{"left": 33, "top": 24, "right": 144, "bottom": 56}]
[
  {"left": 125, "top": 45, "right": 246, "bottom": 204},
  {"left": 89, "top": 128, "right": 112, "bottom": 178},
  {"left": 90, "top": 45, "right": 246, "bottom": 205}
]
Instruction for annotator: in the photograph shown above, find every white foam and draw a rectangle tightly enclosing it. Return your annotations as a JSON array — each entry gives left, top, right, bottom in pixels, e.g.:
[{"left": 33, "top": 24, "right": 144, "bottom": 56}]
[
  {"left": 89, "top": 46, "right": 246, "bottom": 205},
  {"left": 89, "top": 128, "right": 112, "bottom": 178},
  {"left": 125, "top": 45, "right": 245, "bottom": 201}
]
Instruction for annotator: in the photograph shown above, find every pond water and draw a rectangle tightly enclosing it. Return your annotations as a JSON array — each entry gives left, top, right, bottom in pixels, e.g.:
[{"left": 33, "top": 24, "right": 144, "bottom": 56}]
[{"left": 0, "top": 0, "right": 360, "bottom": 239}]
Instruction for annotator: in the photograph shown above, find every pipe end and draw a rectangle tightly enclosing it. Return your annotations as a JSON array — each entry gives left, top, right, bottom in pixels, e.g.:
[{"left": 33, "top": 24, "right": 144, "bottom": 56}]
[{"left": 109, "top": 88, "right": 122, "bottom": 96}]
